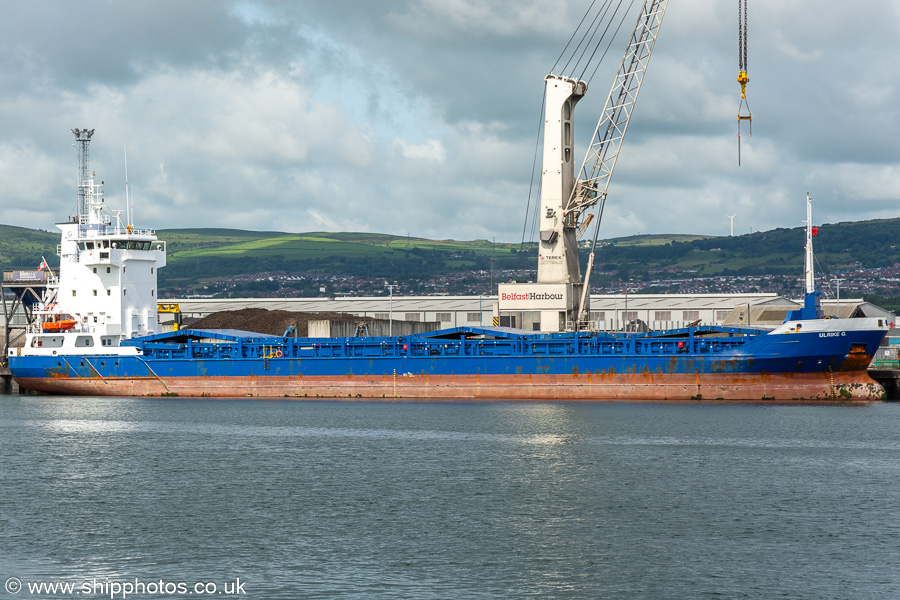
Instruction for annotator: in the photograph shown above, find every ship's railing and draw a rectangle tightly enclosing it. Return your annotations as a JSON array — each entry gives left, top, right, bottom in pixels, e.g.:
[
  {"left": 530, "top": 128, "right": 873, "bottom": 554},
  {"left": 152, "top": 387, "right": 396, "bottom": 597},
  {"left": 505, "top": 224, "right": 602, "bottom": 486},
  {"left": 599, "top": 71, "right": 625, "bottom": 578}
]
[
  {"left": 132, "top": 329, "right": 757, "bottom": 361},
  {"left": 871, "top": 346, "right": 899, "bottom": 369},
  {"left": 592, "top": 320, "right": 724, "bottom": 332},
  {"left": 78, "top": 224, "right": 156, "bottom": 238},
  {"left": 24, "top": 320, "right": 108, "bottom": 335}
]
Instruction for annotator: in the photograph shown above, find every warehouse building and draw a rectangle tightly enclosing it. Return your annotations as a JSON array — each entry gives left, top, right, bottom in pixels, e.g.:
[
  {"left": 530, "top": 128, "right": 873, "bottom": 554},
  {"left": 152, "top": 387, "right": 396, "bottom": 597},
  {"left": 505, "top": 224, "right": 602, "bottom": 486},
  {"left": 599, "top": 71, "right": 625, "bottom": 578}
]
[{"left": 166, "top": 293, "right": 805, "bottom": 331}]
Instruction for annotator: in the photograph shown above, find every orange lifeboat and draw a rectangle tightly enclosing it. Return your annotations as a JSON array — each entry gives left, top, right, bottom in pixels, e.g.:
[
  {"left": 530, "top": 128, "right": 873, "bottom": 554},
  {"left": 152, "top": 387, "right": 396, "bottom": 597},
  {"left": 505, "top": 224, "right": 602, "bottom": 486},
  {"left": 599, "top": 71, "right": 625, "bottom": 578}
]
[{"left": 41, "top": 319, "right": 76, "bottom": 332}]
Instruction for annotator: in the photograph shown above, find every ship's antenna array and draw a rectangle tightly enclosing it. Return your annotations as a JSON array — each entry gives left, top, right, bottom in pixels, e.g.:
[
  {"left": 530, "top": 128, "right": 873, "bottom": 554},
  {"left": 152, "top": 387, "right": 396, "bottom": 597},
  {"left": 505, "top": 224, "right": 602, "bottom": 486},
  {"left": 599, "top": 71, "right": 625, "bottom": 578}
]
[{"left": 72, "top": 128, "right": 95, "bottom": 220}]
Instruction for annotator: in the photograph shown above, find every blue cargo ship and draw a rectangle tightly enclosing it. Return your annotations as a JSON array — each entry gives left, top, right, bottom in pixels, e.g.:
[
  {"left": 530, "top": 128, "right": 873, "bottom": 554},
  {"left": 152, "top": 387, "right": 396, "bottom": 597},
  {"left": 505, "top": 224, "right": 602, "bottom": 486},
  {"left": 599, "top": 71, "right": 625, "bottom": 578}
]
[
  {"left": 7, "top": 4, "right": 894, "bottom": 401},
  {"left": 9, "top": 318, "right": 890, "bottom": 400}
]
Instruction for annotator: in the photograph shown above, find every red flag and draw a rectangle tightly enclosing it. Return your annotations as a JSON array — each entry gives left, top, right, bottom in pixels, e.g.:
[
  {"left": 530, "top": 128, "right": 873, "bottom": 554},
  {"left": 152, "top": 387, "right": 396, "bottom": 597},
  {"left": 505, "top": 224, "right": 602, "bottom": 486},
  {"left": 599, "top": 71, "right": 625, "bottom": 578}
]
[{"left": 811, "top": 226, "right": 818, "bottom": 236}]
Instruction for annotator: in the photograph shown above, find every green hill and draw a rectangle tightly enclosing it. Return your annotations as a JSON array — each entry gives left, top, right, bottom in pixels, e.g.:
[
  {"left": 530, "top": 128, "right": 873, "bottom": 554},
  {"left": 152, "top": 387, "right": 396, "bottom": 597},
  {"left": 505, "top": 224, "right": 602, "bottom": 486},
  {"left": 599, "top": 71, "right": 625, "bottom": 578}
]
[
  {"left": 154, "top": 229, "right": 522, "bottom": 289},
  {"left": 0, "top": 224, "right": 58, "bottom": 271},
  {"left": 597, "top": 218, "right": 900, "bottom": 279},
  {"left": 2, "top": 218, "right": 898, "bottom": 297}
]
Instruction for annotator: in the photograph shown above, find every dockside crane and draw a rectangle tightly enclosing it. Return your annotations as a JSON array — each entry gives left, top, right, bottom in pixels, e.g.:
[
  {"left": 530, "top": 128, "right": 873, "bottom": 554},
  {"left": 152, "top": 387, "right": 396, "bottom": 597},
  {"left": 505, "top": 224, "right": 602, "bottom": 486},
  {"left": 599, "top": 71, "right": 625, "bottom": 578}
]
[
  {"left": 499, "top": 0, "right": 669, "bottom": 332},
  {"left": 571, "top": 0, "right": 669, "bottom": 327}
]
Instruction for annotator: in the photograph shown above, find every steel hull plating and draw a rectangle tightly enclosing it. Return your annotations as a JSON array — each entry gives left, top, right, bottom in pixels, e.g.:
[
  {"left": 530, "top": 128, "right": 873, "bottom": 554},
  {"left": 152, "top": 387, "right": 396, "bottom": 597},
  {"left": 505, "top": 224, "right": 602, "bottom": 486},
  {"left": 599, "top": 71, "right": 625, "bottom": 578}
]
[
  {"left": 10, "top": 322, "right": 888, "bottom": 401},
  {"left": 12, "top": 371, "right": 884, "bottom": 401}
]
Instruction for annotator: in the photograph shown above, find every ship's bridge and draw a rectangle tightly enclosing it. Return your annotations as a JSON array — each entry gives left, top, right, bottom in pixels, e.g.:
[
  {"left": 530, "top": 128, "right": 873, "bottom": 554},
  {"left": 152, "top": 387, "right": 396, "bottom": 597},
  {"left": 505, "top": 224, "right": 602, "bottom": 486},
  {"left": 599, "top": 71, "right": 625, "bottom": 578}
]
[{"left": 74, "top": 237, "right": 166, "bottom": 267}]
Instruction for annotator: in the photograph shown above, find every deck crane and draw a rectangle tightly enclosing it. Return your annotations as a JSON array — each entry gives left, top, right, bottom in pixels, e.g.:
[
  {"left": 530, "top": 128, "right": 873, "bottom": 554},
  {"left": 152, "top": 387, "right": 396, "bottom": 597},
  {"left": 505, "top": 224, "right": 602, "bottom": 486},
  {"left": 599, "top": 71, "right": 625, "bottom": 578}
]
[
  {"left": 737, "top": 0, "right": 752, "bottom": 164},
  {"left": 498, "top": 0, "right": 669, "bottom": 332}
]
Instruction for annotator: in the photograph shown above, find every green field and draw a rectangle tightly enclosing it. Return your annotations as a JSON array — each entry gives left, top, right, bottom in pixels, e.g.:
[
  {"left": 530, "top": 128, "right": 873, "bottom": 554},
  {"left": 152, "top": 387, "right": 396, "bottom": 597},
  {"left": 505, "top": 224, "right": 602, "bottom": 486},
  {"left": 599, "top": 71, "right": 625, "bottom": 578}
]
[
  {"left": 0, "top": 224, "right": 59, "bottom": 271},
  {"left": 2, "top": 219, "right": 898, "bottom": 297},
  {"left": 146, "top": 228, "right": 526, "bottom": 287},
  {"left": 603, "top": 233, "right": 712, "bottom": 247}
]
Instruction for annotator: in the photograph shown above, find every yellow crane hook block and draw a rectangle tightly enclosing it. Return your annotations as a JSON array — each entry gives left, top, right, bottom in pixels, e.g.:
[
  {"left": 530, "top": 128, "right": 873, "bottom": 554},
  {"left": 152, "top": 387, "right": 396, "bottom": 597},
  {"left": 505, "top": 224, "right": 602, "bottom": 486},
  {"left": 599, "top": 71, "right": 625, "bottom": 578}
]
[{"left": 737, "top": 0, "right": 751, "bottom": 165}]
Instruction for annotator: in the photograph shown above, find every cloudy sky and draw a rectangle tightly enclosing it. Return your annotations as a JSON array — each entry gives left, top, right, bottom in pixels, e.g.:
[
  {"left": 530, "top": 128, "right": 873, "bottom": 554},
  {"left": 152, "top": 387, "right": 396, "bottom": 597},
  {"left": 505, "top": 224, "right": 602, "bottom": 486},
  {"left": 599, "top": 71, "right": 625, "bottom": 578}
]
[{"left": 1, "top": 0, "right": 897, "bottom": 242}]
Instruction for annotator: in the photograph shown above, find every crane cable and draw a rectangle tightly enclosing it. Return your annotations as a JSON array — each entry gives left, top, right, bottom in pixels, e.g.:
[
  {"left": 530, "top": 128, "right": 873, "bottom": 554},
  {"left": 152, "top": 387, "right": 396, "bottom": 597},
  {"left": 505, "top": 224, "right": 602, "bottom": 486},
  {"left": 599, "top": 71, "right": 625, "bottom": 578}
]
[
  {"left": 737, "top": 0, "right": 751, "bottom": 165},
  {"left": 552, "top": 0, "right": 630, "bottom": 83},
  {"left": 518, "top": 94, "right": 546, "bottom": 275},
  {"left": 526, "top": 0, "right": 631, "bottom": 265}
]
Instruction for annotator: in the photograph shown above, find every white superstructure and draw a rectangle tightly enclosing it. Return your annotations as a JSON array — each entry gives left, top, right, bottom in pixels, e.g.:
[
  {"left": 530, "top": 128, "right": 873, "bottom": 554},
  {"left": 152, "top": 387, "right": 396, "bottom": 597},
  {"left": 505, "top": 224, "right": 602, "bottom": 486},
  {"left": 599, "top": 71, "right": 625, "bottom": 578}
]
[{"left": 14, "top": 129, "right": 166, "bottom": 357}]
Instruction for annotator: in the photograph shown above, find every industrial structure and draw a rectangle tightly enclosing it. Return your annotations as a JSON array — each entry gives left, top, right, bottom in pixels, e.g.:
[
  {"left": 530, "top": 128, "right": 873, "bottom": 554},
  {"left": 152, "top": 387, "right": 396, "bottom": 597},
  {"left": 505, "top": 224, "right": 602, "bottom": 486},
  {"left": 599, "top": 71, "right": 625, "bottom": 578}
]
[{"left": 152, "top": 293, "right": 891, "bottom": 333}]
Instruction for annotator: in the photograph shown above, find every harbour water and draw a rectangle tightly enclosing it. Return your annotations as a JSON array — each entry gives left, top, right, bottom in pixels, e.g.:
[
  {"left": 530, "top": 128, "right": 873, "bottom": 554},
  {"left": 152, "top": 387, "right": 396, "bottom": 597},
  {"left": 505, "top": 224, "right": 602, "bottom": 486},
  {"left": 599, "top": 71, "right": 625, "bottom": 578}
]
[{"left": 2, "top": 396, "right": 899, "bottom": 599}]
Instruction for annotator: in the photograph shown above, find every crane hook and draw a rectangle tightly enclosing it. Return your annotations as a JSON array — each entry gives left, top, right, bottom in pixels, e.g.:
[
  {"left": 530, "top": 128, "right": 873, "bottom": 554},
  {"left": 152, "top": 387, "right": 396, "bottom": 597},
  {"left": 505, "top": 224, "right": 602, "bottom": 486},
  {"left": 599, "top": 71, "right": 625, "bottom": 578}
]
[
  {"left": 737, "top": 0, "right": 751, "bottom": 165},
  {"left": 737, "top": 71, "right": 752, "bottom": 166}
]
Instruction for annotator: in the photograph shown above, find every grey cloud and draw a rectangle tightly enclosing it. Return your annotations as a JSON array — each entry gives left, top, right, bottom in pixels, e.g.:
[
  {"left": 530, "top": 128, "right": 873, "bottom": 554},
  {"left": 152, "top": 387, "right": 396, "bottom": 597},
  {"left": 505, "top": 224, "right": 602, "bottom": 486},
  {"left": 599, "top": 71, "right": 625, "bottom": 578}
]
[{"left": 0, "top": 0, "right": 896, "bottom": 243}]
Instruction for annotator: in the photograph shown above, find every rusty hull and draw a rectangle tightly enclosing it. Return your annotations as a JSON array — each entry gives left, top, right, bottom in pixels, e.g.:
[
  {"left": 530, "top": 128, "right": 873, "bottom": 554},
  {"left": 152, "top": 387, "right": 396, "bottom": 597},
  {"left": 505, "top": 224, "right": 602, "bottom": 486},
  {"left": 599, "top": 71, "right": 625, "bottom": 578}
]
[{"left": 16, "top": 370, "right": 885, "bottom": 402}]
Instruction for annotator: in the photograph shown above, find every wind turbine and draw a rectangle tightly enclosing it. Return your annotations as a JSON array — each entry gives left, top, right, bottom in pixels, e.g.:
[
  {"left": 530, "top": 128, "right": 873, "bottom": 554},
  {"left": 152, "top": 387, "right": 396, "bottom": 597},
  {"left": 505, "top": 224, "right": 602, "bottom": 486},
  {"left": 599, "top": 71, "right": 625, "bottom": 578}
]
[{"left": 727, "top": 213, "right": 736, "bottom": 237}]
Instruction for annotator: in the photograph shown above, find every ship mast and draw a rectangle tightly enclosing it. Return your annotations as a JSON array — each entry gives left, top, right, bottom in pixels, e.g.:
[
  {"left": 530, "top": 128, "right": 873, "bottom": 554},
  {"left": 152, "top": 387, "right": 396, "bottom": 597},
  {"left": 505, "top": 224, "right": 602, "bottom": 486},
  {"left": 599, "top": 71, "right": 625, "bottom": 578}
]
[
  {"left": 785, "top": 191, "right": 823, "bottom": 322},
  {"left": 72, "top": 127, "right": 111, "bottom": 236},
  {"left": 804, "top": 192, "right": 815, "bottom": 295},
  {"left": 72, "top": 128, "right": 95, "bottom": 222}
]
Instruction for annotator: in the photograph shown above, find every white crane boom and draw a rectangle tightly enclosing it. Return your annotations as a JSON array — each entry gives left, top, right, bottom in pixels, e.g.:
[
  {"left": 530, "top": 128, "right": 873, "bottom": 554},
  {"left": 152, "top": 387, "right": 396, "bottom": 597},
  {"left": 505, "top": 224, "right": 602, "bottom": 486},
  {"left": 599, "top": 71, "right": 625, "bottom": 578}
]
[
  {"left": 570, "top": 0, "right": 669, "bottom": 220},
  {"left": 573, "top": 0, "right": 669, "bottom": 325}
]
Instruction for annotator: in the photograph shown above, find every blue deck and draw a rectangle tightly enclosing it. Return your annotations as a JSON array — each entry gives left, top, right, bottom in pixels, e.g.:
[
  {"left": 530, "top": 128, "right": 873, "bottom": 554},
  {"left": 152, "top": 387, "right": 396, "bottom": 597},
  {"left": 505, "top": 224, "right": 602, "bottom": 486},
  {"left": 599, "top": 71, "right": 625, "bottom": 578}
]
[{"left": 9, "top": 325, "right": 887, "bottom": 382}]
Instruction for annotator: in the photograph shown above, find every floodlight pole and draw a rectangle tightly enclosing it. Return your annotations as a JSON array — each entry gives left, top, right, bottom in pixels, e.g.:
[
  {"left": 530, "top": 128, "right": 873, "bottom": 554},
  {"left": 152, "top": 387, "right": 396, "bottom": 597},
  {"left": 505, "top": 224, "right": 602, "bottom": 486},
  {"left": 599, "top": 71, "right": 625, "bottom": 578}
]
[
  {"left": 387, "top": 284, "right": 397, "bottom": 336},
  {"left": 831, "top": 278, "right": 845, "bottom": 318}
]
